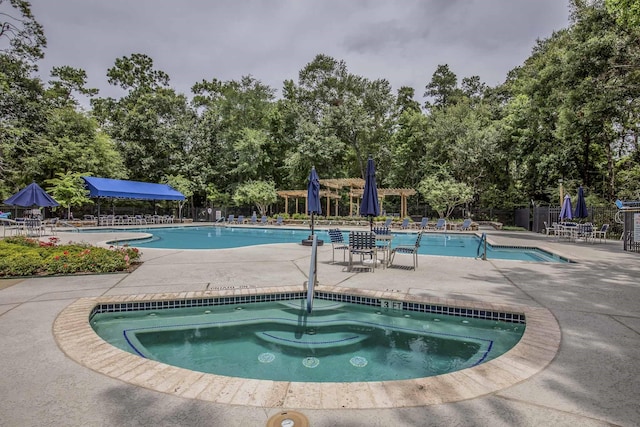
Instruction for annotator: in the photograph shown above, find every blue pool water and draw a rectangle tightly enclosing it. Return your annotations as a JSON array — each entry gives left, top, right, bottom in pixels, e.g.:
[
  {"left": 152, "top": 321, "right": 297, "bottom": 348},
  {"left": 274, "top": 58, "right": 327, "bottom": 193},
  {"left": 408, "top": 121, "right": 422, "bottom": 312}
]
[
  {"left": 91, "top": 299, "right": 525, "bottom": 382},
  {"left": 92, "top": 226, "right": 568, "bottom": 262}
]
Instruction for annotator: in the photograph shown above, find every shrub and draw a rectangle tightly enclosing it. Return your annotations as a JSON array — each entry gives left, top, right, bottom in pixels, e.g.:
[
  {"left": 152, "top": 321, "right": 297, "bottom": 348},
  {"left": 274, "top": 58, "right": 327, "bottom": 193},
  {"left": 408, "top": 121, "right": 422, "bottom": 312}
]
[{"left": 0, "top": 236, "right": 142, "bottom": 277}]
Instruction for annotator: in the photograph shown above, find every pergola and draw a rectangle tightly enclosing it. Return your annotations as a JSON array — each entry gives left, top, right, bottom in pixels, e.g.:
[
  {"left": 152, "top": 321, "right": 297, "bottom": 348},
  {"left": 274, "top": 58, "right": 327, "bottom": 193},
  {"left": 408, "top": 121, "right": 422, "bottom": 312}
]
[
  {"left": 276, "top": 190, "right": 341, "bottom": 216},
  {"left": 278, "top": 178, "right": 416, "bottom": 218}
]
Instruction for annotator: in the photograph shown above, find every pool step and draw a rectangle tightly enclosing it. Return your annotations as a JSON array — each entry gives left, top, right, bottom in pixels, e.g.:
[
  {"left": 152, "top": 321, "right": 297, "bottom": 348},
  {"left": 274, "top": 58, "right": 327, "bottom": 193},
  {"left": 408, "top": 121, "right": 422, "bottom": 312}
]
[{"left": 255, "top": 329, "right": 368, "bottom": 349}]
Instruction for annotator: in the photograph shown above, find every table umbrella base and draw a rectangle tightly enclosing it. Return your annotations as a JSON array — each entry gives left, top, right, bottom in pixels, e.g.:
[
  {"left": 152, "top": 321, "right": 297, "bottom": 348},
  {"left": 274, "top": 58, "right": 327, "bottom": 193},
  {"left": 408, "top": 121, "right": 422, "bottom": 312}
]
[{"left": 302, "top": 236, "right": 324, "bottom": 246}]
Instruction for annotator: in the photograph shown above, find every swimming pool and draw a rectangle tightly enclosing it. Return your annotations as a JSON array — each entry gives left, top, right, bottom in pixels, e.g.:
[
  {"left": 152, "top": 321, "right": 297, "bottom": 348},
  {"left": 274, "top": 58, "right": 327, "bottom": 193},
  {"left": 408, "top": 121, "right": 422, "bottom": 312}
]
[
  {"left": 91, "top": 298, "right": 524, "bottom": 382},
  {"left": 93, "top": 226, "right": 569, "bottom": 262}
]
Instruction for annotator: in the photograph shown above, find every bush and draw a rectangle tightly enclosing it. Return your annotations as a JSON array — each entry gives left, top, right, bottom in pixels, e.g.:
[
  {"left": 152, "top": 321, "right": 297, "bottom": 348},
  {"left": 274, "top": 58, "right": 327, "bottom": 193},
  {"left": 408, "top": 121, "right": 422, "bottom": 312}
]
[{"left": 0, "top": 236, "right": 142, "bottom": 277}]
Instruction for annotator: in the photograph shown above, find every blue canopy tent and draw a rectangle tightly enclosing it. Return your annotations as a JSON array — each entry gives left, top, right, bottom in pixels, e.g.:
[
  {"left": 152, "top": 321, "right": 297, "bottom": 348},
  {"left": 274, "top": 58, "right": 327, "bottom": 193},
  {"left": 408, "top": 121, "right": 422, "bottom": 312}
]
[{"left": 82, "top": 177, "right": 185, "bottom": 223}]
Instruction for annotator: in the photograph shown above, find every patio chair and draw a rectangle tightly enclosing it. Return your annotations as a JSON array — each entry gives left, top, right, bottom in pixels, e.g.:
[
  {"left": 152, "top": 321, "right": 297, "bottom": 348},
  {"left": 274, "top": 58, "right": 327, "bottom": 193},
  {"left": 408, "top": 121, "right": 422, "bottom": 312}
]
[
  {"left": 275, "top": 216, "right": 284, "bottom": 226},
  {"left": 249, "top": 214, "right": 258, "bottom": 225},
  {"left": 389, "top": 231, "right": 423, "bottom": 270},
  {"left": 591, "top": 224, "right": 609, "bottom": 243},
  {"left": 328, "top": 229, "right": 349, "bottom": 264},
  {"left": 227, "top": 214, "right": 235, "bottom": 224},
  {"left": 237, "top": 215, "right": 245, "bottom": 224},
  {"left": 1, "top": 218, "right": 21, "bottom": 237},
  {"left": 348, "top": 231, "right": 377, "bottom": 272},
  {"left": 43, "top": 217, "right": 59, "bottom": 235},
  {"left": 260, "top": 215, "right": 268, "bottom": 225}
]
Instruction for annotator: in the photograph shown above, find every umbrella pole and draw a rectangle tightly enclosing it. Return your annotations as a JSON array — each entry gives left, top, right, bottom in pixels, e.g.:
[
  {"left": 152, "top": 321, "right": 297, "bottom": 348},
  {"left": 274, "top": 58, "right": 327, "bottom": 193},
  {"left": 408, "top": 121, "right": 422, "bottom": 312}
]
[{"left": 311, "top": 212, "right": 315, "bottom": 236}]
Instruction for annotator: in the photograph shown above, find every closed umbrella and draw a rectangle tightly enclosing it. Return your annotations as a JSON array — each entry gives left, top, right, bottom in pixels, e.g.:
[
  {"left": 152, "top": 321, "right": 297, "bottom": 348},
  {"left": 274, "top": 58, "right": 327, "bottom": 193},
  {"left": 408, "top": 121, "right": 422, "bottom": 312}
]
[
  {"left": 559, "top": 194, "right": 573, "bottom": 222},
  {"left": 360, "top": 157, "right": 380, "bottom": 230},
  {"left": 4, "top": 182, "right": 59, "bottom": 208},
  {"left": 573, "top": 185, "right": 588, "bottom": 220},
  {"left": 306, "top": 166, "right": 322, "bottom": 237}
]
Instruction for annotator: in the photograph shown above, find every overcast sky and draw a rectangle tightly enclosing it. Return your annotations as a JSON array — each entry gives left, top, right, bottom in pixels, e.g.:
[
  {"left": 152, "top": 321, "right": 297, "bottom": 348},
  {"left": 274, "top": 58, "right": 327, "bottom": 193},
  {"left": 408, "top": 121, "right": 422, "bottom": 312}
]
[{"left": 29, "top": 0, "right": 571, "bottom": 103}]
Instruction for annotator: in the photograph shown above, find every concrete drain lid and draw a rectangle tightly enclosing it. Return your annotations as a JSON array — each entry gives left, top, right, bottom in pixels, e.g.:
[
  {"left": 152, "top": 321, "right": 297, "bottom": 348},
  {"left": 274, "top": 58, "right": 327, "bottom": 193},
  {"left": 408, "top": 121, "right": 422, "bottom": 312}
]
[{"left": 266, "top": 411, "right": 309, "bottom": 427}]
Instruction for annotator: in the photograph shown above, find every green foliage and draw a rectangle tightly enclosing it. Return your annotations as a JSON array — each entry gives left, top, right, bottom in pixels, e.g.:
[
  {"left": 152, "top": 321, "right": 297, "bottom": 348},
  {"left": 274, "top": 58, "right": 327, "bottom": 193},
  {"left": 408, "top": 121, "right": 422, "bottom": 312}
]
[
  {"left": 2, "top": 1, "right": 640, "bottom": 223},
  {"left": 232, "top": 180, "right": 278, "bottom": 216},
  {"left": 417, "top": 174, "right": 474, "bottom": 219},
  {"left": 605, "top": 0, "right": 640, "bottom": 29},
  {"left": 0, "top": 236, "right": 142, "bottom": 277},
  {"left": 45, "top": 171, "right": 92, "bottom": 219}
]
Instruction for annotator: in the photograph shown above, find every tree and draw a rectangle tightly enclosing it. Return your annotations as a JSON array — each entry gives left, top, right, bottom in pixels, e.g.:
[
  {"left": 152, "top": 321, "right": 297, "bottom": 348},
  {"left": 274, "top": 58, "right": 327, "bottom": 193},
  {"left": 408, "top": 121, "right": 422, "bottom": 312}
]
[
  {"left": 232, "top": 180, "right": 277, "bottom": 216},
  {"left": 92, "top": 53, "right": 195, "bottom": 183},
  {"left": 424, "top": 64, "right": 462, "bottom": 110},
  {"left": 417, "top": 174, "right": 474, "bottom": 219},
  {"left": 45, "top": 171, "right": 92, "bottom": 219},
  {"left": 0, "top": 0, "right": 46, "bottom": 62},
  {"left": 605, "top": 0, "right": 640, "bottom": 29},
  {"left": 162, "top": 174, "right": 193, "bottom": 220}
]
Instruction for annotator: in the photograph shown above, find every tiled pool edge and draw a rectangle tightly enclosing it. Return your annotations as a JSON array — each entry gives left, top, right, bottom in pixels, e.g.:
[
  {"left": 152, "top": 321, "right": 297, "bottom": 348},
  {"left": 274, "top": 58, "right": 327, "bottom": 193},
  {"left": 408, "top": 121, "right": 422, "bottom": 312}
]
[{"left": 53, "top": 285, "right": 561, "bottom": 410}]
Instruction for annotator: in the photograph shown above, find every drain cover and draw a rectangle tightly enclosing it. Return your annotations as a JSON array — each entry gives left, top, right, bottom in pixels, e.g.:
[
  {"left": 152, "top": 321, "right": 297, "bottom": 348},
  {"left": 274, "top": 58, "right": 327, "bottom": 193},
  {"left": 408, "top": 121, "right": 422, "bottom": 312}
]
[{"left": 266, "top": 411, "right": 309, "bottom": 427}]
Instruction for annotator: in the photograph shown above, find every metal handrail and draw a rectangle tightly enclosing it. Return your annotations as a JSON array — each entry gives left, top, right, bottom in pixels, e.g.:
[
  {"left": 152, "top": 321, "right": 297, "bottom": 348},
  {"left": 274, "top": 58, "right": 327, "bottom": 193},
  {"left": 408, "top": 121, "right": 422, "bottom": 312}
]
[
  {"left": 306, "top": 234, "right": 318, "bottom": 313},
  {"left": 476, "top": 232, "right": 487, "bottom": 260}
]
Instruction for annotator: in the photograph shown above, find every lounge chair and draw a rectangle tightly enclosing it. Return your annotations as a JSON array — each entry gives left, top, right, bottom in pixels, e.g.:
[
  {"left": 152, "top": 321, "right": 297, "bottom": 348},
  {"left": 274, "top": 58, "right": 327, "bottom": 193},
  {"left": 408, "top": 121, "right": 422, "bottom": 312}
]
[
  {"left": 458, "top": 218, "right": 473, "bottom": 231},
  {"left": 389, "top": 231, "right": 423, "bottom": 270},
  {"left": 430, "top": 218, "right": 446, "bottom": 231},
  {"left": 376, "top": 218, "right": 392, "bottom": 228},
  {"left": 227, "top": 214, "right": 235, "bottom": 224},
  {"left": 348, "top": 231, "right": 377, "bottom": 272},
  {"left": 327, "top": 229, "right": 349, "bottom": 264},
  {"left": 591, "top": 224, "right": 609, "bottom": 243},
  {"left": 259, "top": 215, "right": 268, "bottom": 225},
  {"left": 275, "top": 216, "right": 283, "bottom": 226},
  {"left": 412, "top": 217, "right": 428, "bottom": 230},
  {"left": 393, "top": 218, "right": 409, "bottom": 229},
  {"left": 237, "top": 215, "right": 245, "bottom": 224},
  {"left": 543, "top": 221, "right": 553, "bottom": 236},
  {"left": 249, "top": 214, "right": 258, "bottom": 225}
]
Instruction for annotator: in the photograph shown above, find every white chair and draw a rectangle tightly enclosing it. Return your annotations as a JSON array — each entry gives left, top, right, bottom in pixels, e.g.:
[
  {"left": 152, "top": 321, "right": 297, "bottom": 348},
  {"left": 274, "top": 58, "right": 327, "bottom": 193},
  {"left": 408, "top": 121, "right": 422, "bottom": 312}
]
[{"left": 591, "top": 224, "right": 609, "bottom": 243}]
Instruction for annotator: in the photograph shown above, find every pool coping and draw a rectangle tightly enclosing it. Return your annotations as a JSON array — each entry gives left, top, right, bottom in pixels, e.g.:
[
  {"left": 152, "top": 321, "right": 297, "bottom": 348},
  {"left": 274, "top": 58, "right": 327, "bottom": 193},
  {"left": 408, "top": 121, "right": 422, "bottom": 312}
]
[{"left": 53, "top": 285, "right": 561, "bottom": 410}]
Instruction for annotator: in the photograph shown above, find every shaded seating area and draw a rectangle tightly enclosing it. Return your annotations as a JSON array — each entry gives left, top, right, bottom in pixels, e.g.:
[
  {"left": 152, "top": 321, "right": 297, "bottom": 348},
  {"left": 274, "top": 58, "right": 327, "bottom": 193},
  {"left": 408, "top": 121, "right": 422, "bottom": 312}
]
[{"left": 82, "top": 177, "right": 184, "bottom": 225}]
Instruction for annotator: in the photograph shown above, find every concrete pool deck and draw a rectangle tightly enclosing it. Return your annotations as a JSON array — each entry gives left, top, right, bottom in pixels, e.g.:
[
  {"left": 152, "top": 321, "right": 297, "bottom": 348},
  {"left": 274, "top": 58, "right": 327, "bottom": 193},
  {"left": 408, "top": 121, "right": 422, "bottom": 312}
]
[{"left": 1, "top": 226, "right": 639, "bottom": 426}]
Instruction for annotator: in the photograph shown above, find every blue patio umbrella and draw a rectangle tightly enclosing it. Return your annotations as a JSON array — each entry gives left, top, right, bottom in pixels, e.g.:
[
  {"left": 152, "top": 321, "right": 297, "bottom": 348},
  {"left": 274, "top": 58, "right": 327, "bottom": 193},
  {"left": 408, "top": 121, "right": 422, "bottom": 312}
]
[
  {"left": 360, "top": 157, "right": 380, "bottom": 230},
  {"left": 559, "top": 194, "right": 573, "bottom": 222},
  {"left": 4, "top": 182, "right": 59, "bottom": 208},
  {"left": 573, "top": 185, "right": 588, "bottom": 220},
  {"left": 306, "top": 166, "right": 322, "bottom": 237}
]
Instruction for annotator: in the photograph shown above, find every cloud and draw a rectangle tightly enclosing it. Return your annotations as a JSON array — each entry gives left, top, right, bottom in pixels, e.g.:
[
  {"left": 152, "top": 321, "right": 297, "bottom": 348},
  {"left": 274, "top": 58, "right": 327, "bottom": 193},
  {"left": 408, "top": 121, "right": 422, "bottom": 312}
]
[{"left": 28, "top": 0, "right": 570, "bottom": 103}]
